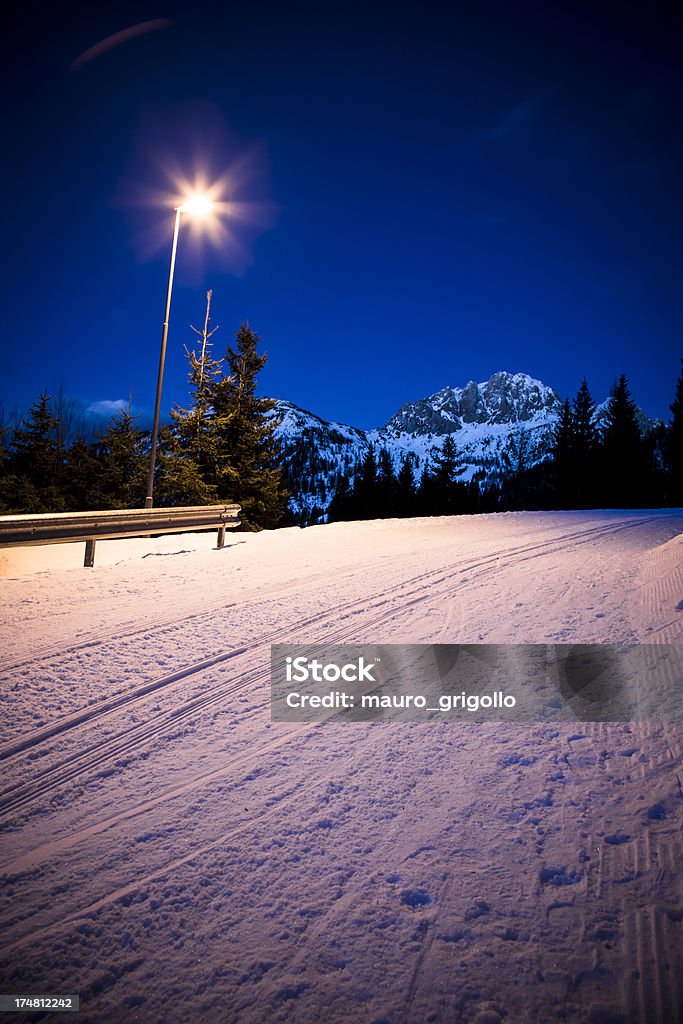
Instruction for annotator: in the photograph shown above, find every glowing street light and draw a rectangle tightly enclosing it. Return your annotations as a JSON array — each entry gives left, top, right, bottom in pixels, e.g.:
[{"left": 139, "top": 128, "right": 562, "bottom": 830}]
[
  {"left": 144, "top": 193, "right": 215, "bottom": 508},
  {"left": 179, "top": 195, "right": 214, "bottom": 217}
]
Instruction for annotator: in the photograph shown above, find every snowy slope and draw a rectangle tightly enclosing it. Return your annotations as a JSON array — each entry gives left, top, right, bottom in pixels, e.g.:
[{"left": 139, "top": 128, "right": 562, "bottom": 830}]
[{"left": 1, "top": 510, "right": 683, "bottom": 1023}]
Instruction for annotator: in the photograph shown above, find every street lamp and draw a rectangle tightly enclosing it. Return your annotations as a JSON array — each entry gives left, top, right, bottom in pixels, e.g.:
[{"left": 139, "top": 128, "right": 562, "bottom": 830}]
[{"left": 145, "top": 194, "right": 214, "bottom": 508}]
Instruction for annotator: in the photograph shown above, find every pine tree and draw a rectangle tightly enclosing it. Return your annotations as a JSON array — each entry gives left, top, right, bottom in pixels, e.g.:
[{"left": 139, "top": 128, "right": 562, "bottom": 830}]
[
  {"left": 97, "top": 407, "right": 149, "bottom": 509},
  {"left": 0, "top": 412, "right": 16, "bottom": 513},
  {"left": 376, "top": 447, "right": 397, "bottom": 518},
  {"left": 417, "top": 462, "right": 434, "bottom": 515},
  {"left": 328, "top": 473, "right": 356, "bottom": 522},
  {"left": 552, "top": 398, "right": 575, "bottom": 507},
  {"left": 572, "top": 379, "right": 599, "bottom": 507},
  {"left": 466, "top": 477, "right": 482, "bottom": 514},
  {"left": 427, "top": 434, "right": 467, "bottom": 515},
  {"left": 669, "top": 361, "right": 683, "bottom": 506},
  {"left": 63, "top": 436, "right": 102, "bottom": 510},
  {"left": 10, "top": 392, "right": 65, "bottom": 512},
  {"left": 601, "top": 374, "right": 648, "bottom": 508},
  {"left": 158, "top": 294, "right": 227, "bottom": 505},
  {"left": 573, "top": 379, "right": 598, "bottom": 454},
  {"left": 212, "top": 323, "right": 288, "bottom": 529},
  {"left": 506, "top": 428, "right": 532, "bottom": 477},
  {"left": 395, "top": 455, "right": 417, "bottom": 518},
  {"left": 352, "top": 445, "right": 379, "bottom": 519}
]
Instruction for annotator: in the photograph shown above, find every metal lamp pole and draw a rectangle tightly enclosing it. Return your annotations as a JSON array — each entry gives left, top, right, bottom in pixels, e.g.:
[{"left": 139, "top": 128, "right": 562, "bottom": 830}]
[{"left": 145, "top": 206, "right": 182, "bottom": 509}]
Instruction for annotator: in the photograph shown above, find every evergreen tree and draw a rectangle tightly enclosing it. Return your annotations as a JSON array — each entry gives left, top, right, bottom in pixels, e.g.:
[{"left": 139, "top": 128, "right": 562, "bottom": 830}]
[
  {"left": 212, "top": 323, "right": 288, "bottom": 529},
  {"left": 572, "top": 379, "right": 599, "bottom": 507},
  {"left": 417, "top": 462, "right": 434, "bottom": 515},
  {"left": 158, "top": 297, "right": 228, "bottom": 505},
  {"left": 0, "top": 413, "right": 16, "bottom": 513},
  {"left": 479, "top": 479, "right": 501, "bottom": 513},
  {"left": 506, "top": 428, "right": 532, "bottom": 477},
  {"left": 376, "top": 447, "right": 397, "bottom": 518},
  {"left": 427, "top": 434, "right": 466, "bottom": 515},
  {"left": 63, "top": 436, "right": 103, "bottom": 510},
  {"left": 9, "top": 392, "right": 65, "bottom": 512},
  {"left": 600, "top": 374, "right": 648, "bottom": 508},
  {"left": 352, "top": 445, "right": 379, "bottom": 519},
  {"left": 97, "top": 407, "right": 149, "bottom": 509},
  {"left": 552, "top": 398, "right": 575, "bottom": 507},
  {"left": 326, "top": 472, "right": 354, "bottom": 522},
  {"left": 573, "top": 379, "right": 599, "bottom": 455},
  {"left": 156, "top": 424, "right": 218, "bottom": 507},
  {"left": 466, "top": 477, "right": 482, "bottom": 514},
  {"left": 395, "top": 455, "right": 417, "bottom": 518},
  {"left": 669, "top": 361, "right": 683, "bottom": 506}
]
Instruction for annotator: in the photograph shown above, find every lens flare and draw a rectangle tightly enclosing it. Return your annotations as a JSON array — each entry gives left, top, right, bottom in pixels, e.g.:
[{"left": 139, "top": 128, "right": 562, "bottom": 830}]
[
  {"left": 178, "top": 195, "right": 214, "bottom": 216},
  {"left": 117, "top": 104, "right": 279, "bottom": 274}
]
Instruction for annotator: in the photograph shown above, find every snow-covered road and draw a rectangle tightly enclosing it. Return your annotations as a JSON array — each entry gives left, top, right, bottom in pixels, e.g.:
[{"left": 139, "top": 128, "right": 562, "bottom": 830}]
[{"left": 1, "top": 510, "right": 682, "bottom": 1023}]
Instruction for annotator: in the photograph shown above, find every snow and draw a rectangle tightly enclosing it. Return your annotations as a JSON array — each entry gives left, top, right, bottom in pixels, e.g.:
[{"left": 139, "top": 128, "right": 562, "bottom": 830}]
[
  {"left": 367, "top": 414, "right": 555, "bottom": 481},
  {"left": 1, "top": 509, "right": 683, "bottom": 1023}
]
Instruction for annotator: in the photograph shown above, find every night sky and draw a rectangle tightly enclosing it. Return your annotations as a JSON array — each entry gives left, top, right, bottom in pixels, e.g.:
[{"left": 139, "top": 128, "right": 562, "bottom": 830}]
[{"left": 1, "top": 0, "right": 681, "bottom": 431}]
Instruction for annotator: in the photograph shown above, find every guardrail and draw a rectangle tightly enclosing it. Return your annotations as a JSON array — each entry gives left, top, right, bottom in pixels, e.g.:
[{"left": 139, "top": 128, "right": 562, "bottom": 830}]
[{"left": 0, "top": 504, "right": 241, "bottom": 567}]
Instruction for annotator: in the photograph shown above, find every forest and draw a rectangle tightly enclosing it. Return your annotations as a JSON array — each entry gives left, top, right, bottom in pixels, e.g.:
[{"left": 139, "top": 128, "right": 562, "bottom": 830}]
[{"left": 2, "top": 333, "right": 681, "bottom": 530}]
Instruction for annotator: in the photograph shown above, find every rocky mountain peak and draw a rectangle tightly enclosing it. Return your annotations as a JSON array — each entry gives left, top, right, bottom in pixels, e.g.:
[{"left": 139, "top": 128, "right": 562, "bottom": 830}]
[{"left": 382, "top": 371, "right": 562, "bottom": 436}]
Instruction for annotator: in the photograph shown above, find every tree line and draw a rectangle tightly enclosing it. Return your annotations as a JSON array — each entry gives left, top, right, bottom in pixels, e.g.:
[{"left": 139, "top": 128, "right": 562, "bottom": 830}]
[
  {"left": 327, "top": 437, "right": 484, "bottom": 522},
  {"left": 327, "top": 367, "right": 683, "bottom": 523},
  {"left": 0, "top": 323, "right": 287, "bottom": 531},
  {"left": 2, "top": 356, "right": 681, "bottom": 527}
]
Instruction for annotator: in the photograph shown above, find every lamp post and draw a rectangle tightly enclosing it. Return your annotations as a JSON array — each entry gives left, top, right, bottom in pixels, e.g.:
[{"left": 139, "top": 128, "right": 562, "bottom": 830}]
[{"left": 145, "top": 196, "right": 214, "bottom": 508}]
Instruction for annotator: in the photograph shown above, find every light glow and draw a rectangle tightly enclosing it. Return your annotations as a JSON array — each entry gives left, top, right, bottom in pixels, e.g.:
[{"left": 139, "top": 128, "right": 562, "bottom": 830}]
[
  {"left": 178, "top": 194, "right": 215, "bottom": 217},
  {"left": 119, "top": 109, "right": 280, "bottom": 272}
]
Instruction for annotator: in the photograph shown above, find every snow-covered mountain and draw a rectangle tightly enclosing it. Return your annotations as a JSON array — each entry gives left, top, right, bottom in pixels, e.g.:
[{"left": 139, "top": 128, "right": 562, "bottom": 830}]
[
  {"left": 272, "top": 370, "right": 661, "bottom": 523},
  {"left": 383, "top": 371, "right": 561, "bottom": 434},
  {"left": 273, "top": 371, "right": 565, "bottom": 522}
]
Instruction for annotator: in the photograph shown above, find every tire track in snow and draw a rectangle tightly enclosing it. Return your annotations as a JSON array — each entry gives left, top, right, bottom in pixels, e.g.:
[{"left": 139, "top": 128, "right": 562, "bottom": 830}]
[
  {"left": 0, "top": 558, "right": 379, "bottom": 677},
  {"left": 0, "top": 727, "right": 461, "bottom": 962},
  {"left": 0, "top": 545, "right": 459, "bottom": 762},
  {"left": 2, "top": 512, "right": 660, "bottom": 682},
  {"left": 564, "top": 720, "right": 683, "bottom": 1022},
  {"left": 0, "top": 515, "right": 670, "bottom": 902},
  {"left": 0, "top": 517, "right": 668, "bottom": 827},
  {"left": 0, "top": 559, "right": 492, "bottom": 815},
  {"left": 0, "top": 720, "right": 315, "bottom": 875},
  {"left": 0, "top": 745, "right": 325, "bottom": 956},
  {"left": 633, "top": 528, "right": 683, "bottom": 645},
  {"left": 622, "top": 827, "right": 683, "bottom": 1023},
  {"left": 2, "top": 513, "right": 681, "bottom": 1020},
  {"left": 0, "top": 543, "right": 480, "bottom": 755}
]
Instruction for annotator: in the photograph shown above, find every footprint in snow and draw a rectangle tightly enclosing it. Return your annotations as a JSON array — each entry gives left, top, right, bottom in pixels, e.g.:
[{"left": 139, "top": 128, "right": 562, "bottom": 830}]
[
  {"left": 464, "top": 898, "right": 491, "bottom": 920},
  {"left": 539, "top": 865, "right": 583, "bottom": 886},
  {"left": 604, "top": 832, "right": 631, "bottom": 845},
  {"left": 400, "top": 889, "right": 432, "bottom": 907}
]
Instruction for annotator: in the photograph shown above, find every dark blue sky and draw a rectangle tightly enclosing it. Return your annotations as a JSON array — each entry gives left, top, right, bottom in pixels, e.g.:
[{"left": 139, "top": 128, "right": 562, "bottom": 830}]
[{"left": 1, "top": 0, "right": 681, "bottom": 431}]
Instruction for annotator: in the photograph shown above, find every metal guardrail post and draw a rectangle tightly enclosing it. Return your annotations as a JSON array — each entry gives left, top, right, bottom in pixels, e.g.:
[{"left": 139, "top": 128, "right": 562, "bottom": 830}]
[{"left": 84, "top": 539, "right": 96, "bottom": 568}]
